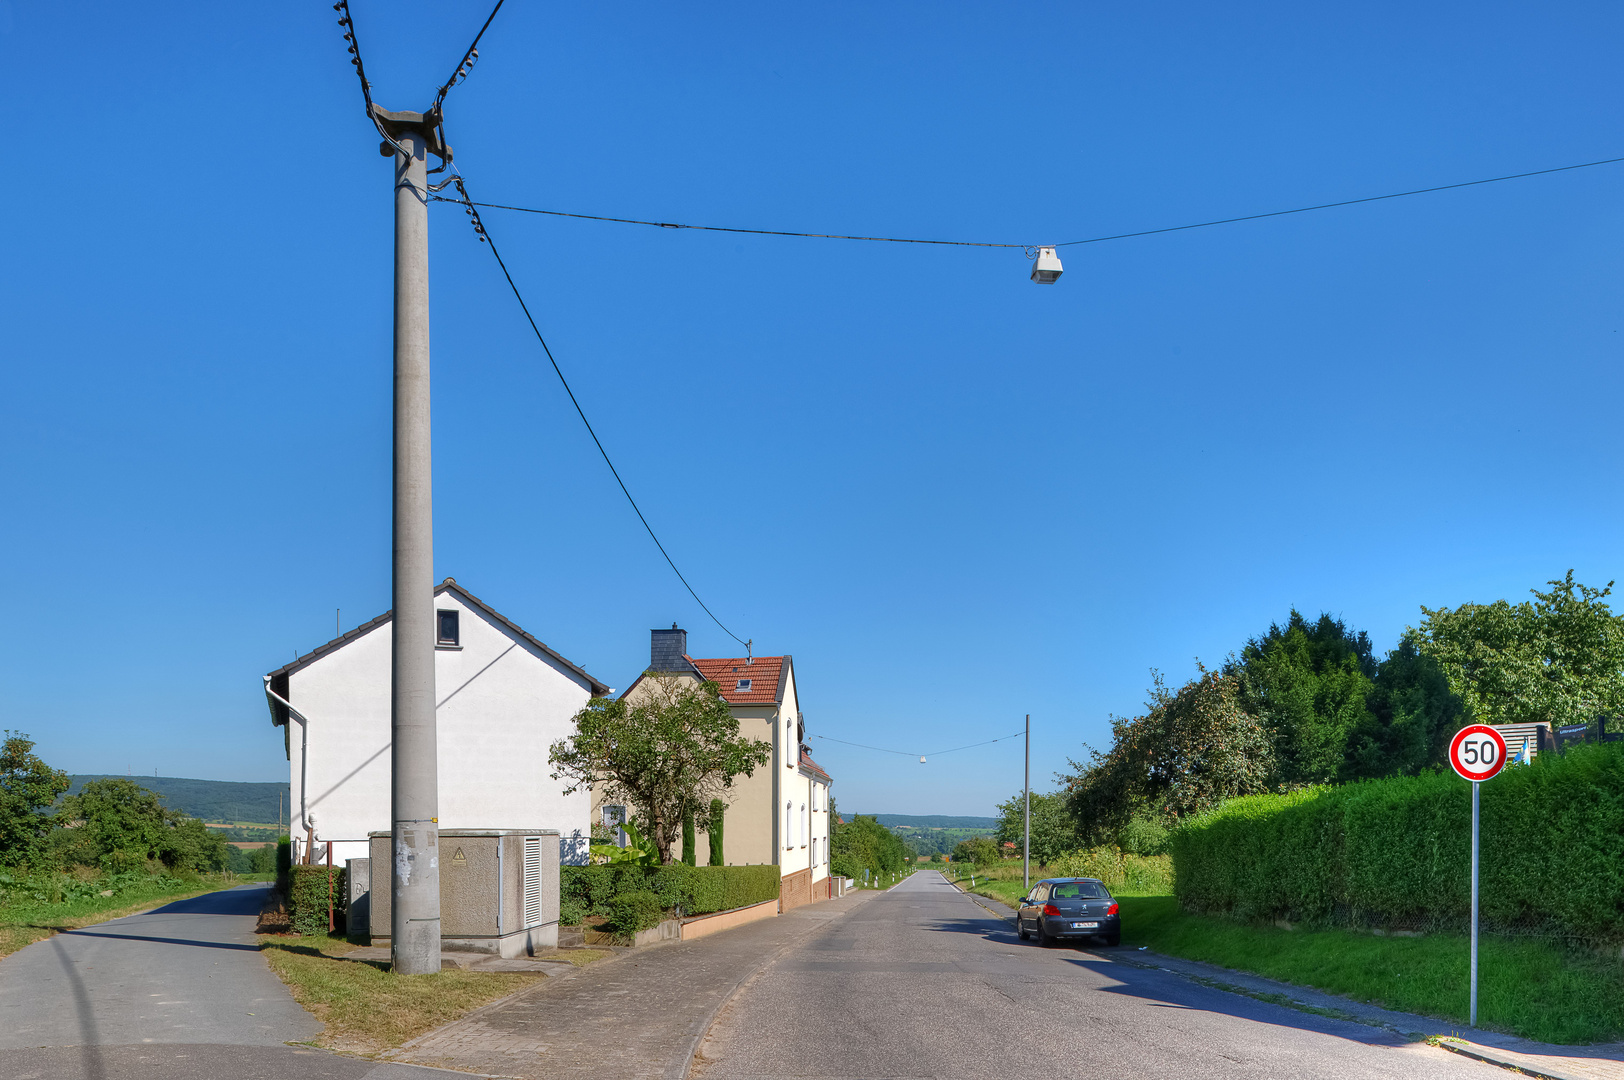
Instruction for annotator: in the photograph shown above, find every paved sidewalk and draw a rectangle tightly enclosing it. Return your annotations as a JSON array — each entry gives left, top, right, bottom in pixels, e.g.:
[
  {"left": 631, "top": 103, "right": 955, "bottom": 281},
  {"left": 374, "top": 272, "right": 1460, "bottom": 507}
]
[
  {"left": 962, "top": 884, "right": 1624, "bottom": 1080},
  {"left": 392, "top": 890, "right": 874, "bottom": 1080}
]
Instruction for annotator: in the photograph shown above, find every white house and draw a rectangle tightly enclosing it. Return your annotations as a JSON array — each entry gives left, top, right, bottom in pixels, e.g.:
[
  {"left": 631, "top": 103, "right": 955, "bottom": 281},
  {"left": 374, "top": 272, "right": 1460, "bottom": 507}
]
[
  {"left": 262, "top": 578, "right": 611, "bottom": 867},
  {"left": 600, "top": 627, "right": 835, "bottom": 910}
]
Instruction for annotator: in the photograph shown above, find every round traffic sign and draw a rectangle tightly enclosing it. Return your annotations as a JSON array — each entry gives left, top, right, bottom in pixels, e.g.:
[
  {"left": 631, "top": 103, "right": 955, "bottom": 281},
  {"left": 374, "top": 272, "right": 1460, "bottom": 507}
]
[{"left": 1449, "top": 724, "right": 1509, "bottom": 782}]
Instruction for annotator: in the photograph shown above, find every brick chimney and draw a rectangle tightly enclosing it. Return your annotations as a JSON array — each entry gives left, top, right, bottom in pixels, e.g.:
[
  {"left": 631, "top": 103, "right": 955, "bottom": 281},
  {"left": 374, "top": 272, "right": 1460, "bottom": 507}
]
[{"left": 650, "top": 624, "right": 688, "bottom": 672}]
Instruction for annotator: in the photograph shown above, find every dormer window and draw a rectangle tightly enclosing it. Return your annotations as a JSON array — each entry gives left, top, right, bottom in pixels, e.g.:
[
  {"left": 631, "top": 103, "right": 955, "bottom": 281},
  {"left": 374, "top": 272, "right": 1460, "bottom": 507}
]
[
  {"left": 736, "top": 678, "right": 752, "bottom": 692},
  {"left": 437, "top": 610, "right": 460, "bottom": 647}
]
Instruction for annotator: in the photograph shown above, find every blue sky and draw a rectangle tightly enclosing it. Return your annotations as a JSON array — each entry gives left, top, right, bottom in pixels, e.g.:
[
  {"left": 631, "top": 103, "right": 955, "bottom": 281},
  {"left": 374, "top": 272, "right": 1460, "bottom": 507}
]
[{"left": 2, "top": 2, "right": 1620, "bottom": 816}]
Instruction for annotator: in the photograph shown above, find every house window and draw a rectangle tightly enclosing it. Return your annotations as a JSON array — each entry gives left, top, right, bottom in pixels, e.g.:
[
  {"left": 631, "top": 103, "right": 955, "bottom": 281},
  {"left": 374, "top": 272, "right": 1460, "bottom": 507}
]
[
  {"left": 800, "top": 802, "right": 807, "bottom": 848},
  {"left": 603, "top": 804, "right": 628, "bottom": 847},
  {"left": 736, "top": 678, "right": 752, "bottom": 692},
  {"left": 437, "top": 609, "right": 460, "bottom": 646},
  {"left": 785, "top": 801, "right": 793, "bottom": 849}
]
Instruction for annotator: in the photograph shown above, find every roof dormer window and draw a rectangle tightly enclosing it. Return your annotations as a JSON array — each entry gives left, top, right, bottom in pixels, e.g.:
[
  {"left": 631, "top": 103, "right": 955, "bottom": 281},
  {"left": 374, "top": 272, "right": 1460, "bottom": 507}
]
[{"left": 736, "top": 678, "right": 753, "bottom": 692}]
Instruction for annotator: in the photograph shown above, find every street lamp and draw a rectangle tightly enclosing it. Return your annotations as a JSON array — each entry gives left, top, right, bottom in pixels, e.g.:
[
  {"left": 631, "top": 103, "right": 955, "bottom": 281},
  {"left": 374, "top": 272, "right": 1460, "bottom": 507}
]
[{"left": 1030, "top": 246, "right": 1063, "bottom": 284}]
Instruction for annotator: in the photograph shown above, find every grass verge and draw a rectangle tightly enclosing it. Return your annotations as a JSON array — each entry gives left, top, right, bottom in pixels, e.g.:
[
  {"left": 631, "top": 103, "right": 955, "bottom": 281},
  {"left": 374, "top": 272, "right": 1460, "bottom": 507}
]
[
  {"left": 257, "top": 933, "right": 610, "bottom": 1053},
  {"left": 956, "top": 879, "right": 1624, "bottom": 1045},
  {"left": 0, "top": 873, "right": 271, "bottom": 961},
  {"left": 1117, "top": 897, "right": 1624, "bottom": 1045}
]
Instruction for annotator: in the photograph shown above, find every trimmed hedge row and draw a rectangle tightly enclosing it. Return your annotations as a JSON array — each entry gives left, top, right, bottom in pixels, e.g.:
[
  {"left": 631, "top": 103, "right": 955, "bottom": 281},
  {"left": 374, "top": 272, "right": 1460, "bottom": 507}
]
[
  {"left": 560, "top": 864, "right": 780, "bottom": 926},
  {"left": 288, "top": 864, "right": 346, "bottom": 937},
  {"left": 1170, "top": 742, "right": 1624, "bottom": 940}
]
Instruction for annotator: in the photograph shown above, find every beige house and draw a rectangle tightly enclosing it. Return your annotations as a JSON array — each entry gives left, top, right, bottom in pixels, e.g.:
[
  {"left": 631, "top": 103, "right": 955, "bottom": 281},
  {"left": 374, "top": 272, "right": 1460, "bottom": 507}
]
[{"left": 593, "top": 627, "right": 834, "bottom": 911}]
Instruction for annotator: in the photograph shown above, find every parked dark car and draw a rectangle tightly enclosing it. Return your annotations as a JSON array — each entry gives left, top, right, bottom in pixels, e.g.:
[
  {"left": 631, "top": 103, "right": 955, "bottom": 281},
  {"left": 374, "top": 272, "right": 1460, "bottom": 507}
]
[{"left": 1016, "top": 877, "right": 1120, "bottom": 947}]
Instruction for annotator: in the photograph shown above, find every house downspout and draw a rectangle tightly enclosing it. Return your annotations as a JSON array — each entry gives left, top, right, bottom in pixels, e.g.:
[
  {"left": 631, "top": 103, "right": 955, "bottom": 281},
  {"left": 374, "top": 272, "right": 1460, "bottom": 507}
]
[{"left": 264, "top": 676, "right": 314, "bottom": 859}]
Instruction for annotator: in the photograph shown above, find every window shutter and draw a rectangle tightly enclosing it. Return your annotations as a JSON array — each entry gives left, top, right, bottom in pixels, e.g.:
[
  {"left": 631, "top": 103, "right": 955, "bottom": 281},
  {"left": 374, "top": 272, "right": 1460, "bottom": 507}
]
[{"left": 523, "top": 836, "right": 543, "bottom": 928}]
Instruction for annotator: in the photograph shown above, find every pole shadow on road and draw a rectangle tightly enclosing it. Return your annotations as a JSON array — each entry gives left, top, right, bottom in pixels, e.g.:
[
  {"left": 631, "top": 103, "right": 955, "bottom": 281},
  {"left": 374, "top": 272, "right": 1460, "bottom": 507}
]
[
  {"left": 919, "top": 911, "right": 1420, "bottom": 1051},
  {"left": 1051, "top": 954, "right": 1423, "bottom": 1049}
]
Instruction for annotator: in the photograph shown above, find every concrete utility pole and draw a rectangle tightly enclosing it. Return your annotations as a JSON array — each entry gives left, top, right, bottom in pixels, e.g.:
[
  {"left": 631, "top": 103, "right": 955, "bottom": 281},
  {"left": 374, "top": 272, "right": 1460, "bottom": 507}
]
[
  {"left": 374, "top": 106, "right": 449, "bottom": 976},
  {"left": 1023, "top": 714, "right": 1030, "bottom": 891}
]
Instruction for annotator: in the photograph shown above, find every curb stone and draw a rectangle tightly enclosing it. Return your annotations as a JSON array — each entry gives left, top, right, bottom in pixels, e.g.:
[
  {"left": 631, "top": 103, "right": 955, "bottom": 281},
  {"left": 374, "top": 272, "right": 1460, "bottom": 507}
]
[{"left": 1434, "top": 1038, "right": 1596, "bottom": 1080}]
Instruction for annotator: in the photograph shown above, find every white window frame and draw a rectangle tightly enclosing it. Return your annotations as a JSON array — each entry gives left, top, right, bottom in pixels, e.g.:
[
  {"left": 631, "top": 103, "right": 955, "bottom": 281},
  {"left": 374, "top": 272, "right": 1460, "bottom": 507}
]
[
  {"left": 785, "top": 801, "right": 793, "bottom": 850},
  {"left": 800, "top": 802, "right": 808, "bottom": 848}
]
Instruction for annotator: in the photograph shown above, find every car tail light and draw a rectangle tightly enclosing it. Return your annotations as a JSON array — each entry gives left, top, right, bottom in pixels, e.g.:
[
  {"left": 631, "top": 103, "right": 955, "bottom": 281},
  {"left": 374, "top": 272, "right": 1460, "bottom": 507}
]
[
  {"left": 1042, "top": 903, "right": 1060, "bottom": 916},
  {"left": 1107, "top": 902, "right": 1119, "bottom": 916}
]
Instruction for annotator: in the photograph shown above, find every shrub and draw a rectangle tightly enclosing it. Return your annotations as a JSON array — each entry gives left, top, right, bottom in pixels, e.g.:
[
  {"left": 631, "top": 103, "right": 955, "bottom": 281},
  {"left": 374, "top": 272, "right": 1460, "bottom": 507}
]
[
  {"left": 1049, "top": 848, "right": 1174, "bottom": 894},
  {"left": 559, "top": 863, "right": 781, "bottom": 922},
  {"left": 707, "top": 799, "right": 725, "bottom": 866},
  {"left": 288, "top": 864, "right": 345, "bottom": 937},
  {"left": 559, "top": 895, "right": 587, "bottom": 927},
  {"left": 604, "top": 889, "right": 663, "bottom": 934},
  {"left": 1117, "top": 815, "right": 1170, "bottom": 856},
  {"left": 1170, "top": 742, "right": 1624, "bottom": 940}
]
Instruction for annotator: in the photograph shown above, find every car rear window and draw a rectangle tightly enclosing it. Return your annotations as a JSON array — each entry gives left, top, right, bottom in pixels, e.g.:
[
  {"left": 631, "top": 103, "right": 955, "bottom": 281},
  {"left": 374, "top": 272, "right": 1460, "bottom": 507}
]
[{"left": 1050, "top": 881, "right": 1109, "bottom": 900}]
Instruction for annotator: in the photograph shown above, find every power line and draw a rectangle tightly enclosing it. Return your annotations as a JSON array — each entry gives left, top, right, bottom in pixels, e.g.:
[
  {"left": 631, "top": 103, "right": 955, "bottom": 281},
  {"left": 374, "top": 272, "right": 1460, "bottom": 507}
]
[
  {"left": 813, "top": 730, "right": 1025, "bottom": 759},
  {"left": 446, "top": 155, "right": 1624, "bottom": 252},
  {"left": 1056, "top": 156, "right": 1624, "bottom": 246},
  {"left": 433, "top": 0, "right": 505, "bottom": 111},
  {"left": 332, "top": 0, "right": 376, "bottom": 116},
  {"left": 441, "top": 199, "right": 1026, "bottom": 247},
  {"left": 446, "top": 175, "right": 751, "bottom": 650}
]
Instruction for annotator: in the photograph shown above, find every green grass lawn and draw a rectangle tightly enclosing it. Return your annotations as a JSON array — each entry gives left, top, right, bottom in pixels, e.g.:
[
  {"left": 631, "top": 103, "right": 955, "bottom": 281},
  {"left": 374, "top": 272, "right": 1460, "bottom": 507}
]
[
  {"left": 258, "top": 932, "right": 610, "bottom": 1052},
  {"left": 0, "top": 872, "right": 272, "bottom": 960},
  {"left": 953, "top": 879, "right": 1624, "bottom": 1045}
]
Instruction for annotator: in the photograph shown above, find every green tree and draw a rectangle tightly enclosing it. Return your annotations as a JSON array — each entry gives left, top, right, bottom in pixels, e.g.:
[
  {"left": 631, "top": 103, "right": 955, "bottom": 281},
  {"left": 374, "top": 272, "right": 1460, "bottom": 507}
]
[
  {"left": 549, "top": 674, "right": 772, "bottom": 863},
  {"left": 830, "top": 814, "right": 907, "bottom": 879},
  {"left": 0, "top": 732, "right": 70, "bottom": 867},
  {"left": 993, "top": 790, "right": 1078, "bottom": 865},
  {"left": 951, "top": 836, "right": 1001, "bottom": 865},
  {"left": 1229, "top": 611, "right": 1378, "bottom": 785},
  {"left": 53, "top": 778, "right": 228, "bottom": 872},
  {"left": 1415, "top": 571, "right": 1624, "bottom": 730},
  {"left": 1065, "top": 668, "right": 1274, "bottom": 841},
  {"left": 1343, "top": 636, "right": 1466, "bottom": 778}
]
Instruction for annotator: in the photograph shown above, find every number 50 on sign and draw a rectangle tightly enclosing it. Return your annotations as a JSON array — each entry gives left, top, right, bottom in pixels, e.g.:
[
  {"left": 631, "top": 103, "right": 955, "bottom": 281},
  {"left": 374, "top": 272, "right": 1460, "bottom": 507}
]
[{"left": 1450, "top": 724, "right": 1508, "bottom": 782}]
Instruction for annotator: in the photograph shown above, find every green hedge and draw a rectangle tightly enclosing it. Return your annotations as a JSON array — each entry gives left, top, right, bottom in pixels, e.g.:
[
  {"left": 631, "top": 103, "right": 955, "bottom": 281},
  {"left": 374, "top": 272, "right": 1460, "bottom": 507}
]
[
  {"left": 560, "top": 864, "right": 780, "bottom": 924},
  {"left": 288, "top": 864, "right": 346, "bottom": 937},
  {"left": 1170, "top": 743, "right": 1624, "bottom": 941}
]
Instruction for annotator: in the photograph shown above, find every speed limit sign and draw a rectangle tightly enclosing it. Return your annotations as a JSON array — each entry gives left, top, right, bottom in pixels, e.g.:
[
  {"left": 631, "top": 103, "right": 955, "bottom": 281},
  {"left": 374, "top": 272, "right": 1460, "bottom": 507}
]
[
  {"left": 1450, "top": 722, "right": 1509, "bottom": 1029},
  {"left": 1450, "top": 724, "right": 1509, "bottom": 782}
]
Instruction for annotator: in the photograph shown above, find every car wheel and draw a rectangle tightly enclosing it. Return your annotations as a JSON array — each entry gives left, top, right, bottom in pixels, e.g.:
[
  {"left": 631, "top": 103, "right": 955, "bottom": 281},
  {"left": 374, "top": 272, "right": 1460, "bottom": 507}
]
[
  {"left": 1017, "top": 918, "right": 1029, "bottom": 940},
  {"left": 1102, "top": 931, "right": 1121, "bottom": 947},
  {"left": 1035, "top": 921, "right": 1051, "bottom": 947}
]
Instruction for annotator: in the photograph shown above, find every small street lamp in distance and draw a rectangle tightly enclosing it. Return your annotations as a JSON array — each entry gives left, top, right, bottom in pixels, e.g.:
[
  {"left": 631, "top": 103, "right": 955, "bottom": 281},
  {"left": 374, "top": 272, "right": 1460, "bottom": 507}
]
[{"left": 1030, "top": 246, "right": 1063, "bottom": 284}]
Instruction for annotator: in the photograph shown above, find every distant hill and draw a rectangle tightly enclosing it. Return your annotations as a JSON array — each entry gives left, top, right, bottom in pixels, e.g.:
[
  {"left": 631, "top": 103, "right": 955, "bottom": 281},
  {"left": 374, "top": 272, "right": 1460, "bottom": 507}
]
[
  {"left": 65, "top": 776, "right": 289, "bottom": 825},
  {"left": 851, "top": 814, "right": 998, "bottom": 829}
]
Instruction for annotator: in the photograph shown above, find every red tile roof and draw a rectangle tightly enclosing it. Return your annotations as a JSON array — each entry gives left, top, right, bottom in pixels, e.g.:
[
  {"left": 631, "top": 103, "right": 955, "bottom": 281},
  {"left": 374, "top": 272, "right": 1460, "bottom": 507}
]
[
  {"left": 690, "top": 656, "right": 785, "bottom": 704},
  {"left": 799, "top": 748, "right": 832, "bottom": 783}
]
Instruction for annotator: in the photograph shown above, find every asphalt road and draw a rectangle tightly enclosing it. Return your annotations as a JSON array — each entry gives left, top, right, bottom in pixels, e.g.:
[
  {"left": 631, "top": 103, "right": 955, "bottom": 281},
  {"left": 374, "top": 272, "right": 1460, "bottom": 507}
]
[
  {"left": 694, "top": 871, "right": 1503, "bottom": 1080},
  {"left": 0, "top": 883, "right": 470, "bottom": 1080}
]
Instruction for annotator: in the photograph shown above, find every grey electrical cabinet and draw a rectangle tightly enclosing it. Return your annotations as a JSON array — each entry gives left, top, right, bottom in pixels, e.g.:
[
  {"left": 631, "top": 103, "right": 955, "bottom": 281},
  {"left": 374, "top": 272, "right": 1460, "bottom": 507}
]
[{"left": 365, "top": 829, "right": 560, "bottom": 958}]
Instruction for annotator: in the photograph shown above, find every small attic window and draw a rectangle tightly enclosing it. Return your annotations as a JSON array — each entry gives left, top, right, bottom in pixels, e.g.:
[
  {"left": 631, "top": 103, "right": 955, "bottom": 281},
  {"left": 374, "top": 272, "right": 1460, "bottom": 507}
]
[
  {"left": 736, "top": 678, "right": 753, "bottom": 692},
  {"left": 437, "top": 610, "right": 460, "bottom": 647}
]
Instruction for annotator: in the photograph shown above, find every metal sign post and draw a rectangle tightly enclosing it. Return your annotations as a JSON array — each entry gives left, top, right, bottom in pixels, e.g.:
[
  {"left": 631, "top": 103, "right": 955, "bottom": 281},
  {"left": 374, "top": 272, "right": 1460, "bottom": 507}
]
[{"left": 1449, "top": 723, "right": 1508, "bottom": 1027}]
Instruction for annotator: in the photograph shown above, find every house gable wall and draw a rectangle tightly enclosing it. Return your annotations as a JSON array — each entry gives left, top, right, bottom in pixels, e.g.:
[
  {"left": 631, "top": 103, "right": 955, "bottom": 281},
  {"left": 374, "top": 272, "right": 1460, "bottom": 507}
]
[{"left": 286, "top": 590, "right": 595, "bottom": 864}]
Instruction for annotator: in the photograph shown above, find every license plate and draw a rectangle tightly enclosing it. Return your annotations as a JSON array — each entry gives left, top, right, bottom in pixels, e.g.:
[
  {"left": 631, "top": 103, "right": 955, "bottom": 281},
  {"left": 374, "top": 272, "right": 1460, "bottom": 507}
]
[{"left": 1072, "top": 921, "right": 1099, "bottom": 929}]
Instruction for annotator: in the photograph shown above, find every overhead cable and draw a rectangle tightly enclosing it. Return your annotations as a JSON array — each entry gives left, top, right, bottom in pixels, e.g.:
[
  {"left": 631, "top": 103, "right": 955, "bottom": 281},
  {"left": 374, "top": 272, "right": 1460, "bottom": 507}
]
[
  {"left": 445, "top": 175, "right": 751, "bottom": 650},
  {"left": 813, "top": 730, "right": 1025, "bottom": 759},
  {"left": 433, "top": 0, "right": 505, "bottom": 110},
  {"left": 449, "top": 155, "right": 1624, "bottom": 252}
]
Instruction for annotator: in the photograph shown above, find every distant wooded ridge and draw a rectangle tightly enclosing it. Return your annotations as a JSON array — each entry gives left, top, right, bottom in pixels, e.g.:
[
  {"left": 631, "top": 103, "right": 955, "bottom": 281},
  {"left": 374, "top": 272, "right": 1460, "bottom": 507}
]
[
  {"left": 849, "top": 814, "right": 998, "bottom": 829},
  {"left": 64, "top": 776, "right": 289, "bottom": 825}
]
